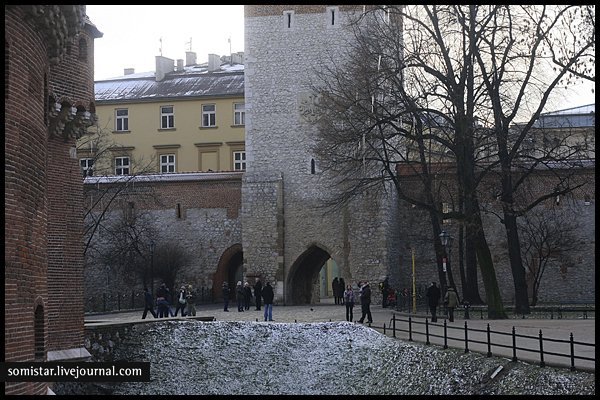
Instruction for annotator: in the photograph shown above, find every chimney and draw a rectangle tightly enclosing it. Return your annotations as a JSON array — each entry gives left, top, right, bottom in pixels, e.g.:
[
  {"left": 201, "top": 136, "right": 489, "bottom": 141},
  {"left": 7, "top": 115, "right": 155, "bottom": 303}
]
[
  {"left": 185, "top": 51, "right": 197, "bottom": 66},
  {"left": 208, "top": 53, "right": 221, "bottom": 72},
  {"left": 155, "top": 55, "right": 174, "bottom": 81},
  {"left": 124, "top": 68, "right": 135, "bottom": 75},
  {"left": 177, "top": 59, "right": 184, "bottom": 71},
  {"left": 231, "top": 52, "right": 244, "bottom": 65}
]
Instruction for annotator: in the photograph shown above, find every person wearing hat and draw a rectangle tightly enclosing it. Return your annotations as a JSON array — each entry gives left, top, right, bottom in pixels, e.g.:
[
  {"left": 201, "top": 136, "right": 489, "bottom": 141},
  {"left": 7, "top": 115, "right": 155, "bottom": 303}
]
[
  {"left": 174, "top": 284, "right": 187, "bottom": 316},
  {"left": 222, "top": 281, "right": 230, "bottom": 312},
  {"left": 443, "top": 286, "right": 460, "bottom": 322}
]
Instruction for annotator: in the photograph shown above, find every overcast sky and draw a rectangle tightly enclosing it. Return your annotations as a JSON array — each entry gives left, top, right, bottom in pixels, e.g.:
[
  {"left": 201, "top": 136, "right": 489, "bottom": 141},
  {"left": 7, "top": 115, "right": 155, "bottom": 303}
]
[
  {"left": 86, "top": 5, "right": 594, "bottom": 111},
  {"left": 86, "top": 5, "right": 245, "bottom": 80}
]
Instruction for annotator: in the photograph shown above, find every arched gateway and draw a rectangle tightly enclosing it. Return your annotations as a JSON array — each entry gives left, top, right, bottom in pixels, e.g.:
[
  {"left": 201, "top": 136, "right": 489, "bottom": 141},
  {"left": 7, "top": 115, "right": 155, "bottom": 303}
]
[{"left": 242, "top": 5, "right": 402, "bottom": 305}]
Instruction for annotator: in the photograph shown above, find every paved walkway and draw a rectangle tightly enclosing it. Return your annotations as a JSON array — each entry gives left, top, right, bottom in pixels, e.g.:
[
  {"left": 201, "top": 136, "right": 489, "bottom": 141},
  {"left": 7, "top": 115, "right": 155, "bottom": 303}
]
[{"left": 85, "top": 299, "right": 595, "bottom": 372}]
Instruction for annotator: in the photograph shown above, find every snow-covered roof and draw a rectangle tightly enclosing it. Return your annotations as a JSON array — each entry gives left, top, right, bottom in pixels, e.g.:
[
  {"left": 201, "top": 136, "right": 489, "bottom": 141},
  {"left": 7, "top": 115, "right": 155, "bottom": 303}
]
[
  {"left": 84, "top": 171, "right": 243, "bottom": 185},
  {"left": 95, "top": 63, "right": 245, "bottom": 103},
  {"left": 533, "top": 103, "right": 595, "bottom": 128}
]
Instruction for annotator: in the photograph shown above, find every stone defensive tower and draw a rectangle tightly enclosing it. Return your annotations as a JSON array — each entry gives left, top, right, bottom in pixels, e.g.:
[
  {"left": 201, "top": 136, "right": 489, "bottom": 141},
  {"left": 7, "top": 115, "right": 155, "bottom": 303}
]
[{"left": 243, "top": 5, "right": 402, "bottom": 305}]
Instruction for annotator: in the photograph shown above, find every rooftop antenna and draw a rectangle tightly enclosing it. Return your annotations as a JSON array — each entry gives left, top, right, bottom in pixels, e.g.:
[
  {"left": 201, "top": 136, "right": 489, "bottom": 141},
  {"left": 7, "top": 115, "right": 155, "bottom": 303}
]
[
  {"left": 159, "top": 37, "right": 163, "bottom": 56},
  {"left": 186, "top": 37, "right": 192, "bottom": 52},
  {"left": 228, "top": 36, "right": 232, "bottom": 64}
]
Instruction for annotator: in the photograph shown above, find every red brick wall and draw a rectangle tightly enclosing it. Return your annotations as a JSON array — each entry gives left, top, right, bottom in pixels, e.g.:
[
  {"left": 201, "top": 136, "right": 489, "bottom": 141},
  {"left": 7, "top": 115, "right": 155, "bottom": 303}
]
[{"left": 4, "top": 5, "right": 94, "bottom": 395}]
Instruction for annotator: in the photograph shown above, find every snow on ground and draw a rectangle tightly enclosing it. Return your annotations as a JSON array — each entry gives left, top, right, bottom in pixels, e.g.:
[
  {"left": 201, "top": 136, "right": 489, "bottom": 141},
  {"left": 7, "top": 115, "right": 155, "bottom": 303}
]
[{"left": 54, "top": 321, "right": 595, "bottom": 395}]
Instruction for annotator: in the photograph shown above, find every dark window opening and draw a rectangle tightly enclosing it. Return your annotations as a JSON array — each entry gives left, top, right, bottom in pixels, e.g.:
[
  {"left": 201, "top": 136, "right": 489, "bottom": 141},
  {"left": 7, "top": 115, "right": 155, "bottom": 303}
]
[
  {"left": 311, "top": 159, "right": 316, "bottom": 174},
  {"left": 176, "top": 203, "right": 182, "bottom": 219},
  {"left": 287, "top": 13, "right": 291, "bottom": 28},
  {"left": 331, "top": 10, "right": 335, "bottom": 25},
  {"left": 78, "top": 37, "right": 88, "bottom": 61}
]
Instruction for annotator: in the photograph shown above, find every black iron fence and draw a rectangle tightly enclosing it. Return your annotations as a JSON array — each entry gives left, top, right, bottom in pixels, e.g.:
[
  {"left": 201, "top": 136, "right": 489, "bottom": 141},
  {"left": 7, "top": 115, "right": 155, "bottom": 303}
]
[
  {"left": 85, "top": 287, "right": 215, "bottom": 313},
  {"left": 372, "top": 314, "right": 595, "bottom": 371}
]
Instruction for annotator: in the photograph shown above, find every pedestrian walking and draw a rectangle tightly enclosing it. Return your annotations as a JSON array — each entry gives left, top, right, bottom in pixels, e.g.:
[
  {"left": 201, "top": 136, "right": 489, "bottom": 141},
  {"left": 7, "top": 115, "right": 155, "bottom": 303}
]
[
  {"left": 222, "top": 281, "right": 230, "bottom": 312},
  {"left": 243, "top": 281, "right": 252, "bottom": 310},
  {"left": 142, "top": 287, "right": 157, "bottom": 319},
  {"left": 165, "top": 286, "right": 175, "bottom": 317},
  {"left": 185, "top": 284, "right": 196, "bottom": 316},
  {"left": 254, "top": 278, "right": 263, "bottom": 311},
  {"left": 262, "top": 281, "right": 274, "bottom": 321},
  {"left": 343, "top": 284, "right": 355, "bottom": 322},
  {"left": 156, "top": 283, "right": 170, "bottom": 318},
  {"left": 174, "top": 285, "right": 187, "bottom": 316},
  {"left": 444, "top": 286, "right": 460, "bottom": 322},
  {"left": 425, "top": 281, "right": 441, "bottom": 322},
  {"left": 358, "top": 281, "right": 373, "bottom": 324},
  {"left": 236, "top": 281, "right": 244, "bottom": 312}
]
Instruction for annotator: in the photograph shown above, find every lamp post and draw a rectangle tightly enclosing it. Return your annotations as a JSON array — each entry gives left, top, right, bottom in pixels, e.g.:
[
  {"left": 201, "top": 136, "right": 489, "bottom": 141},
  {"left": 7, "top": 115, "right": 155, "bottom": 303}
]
[
  {"left": 439, "top": 230, "right": 454, "bottom": 291},
  {"left": 150, "top": 241, "right": 156, "bottom": 295}
]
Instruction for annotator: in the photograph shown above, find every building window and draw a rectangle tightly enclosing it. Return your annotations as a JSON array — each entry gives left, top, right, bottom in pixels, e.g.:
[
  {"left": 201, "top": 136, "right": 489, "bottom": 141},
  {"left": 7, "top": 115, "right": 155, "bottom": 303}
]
[
  {"left": 176, "top": 203, "right": 182, "bottom": 219},
  {"left": 283, "top": 11, "right": 294, "bottom": 29},
  {"left": 326, "top": 6, "right": 339, "bottom": 27},
  {"left": 311, "top": 159, "right": 316, "bottom": 174},
  {"left": 80, "top": 158, "right": 94, "bottom": 177},
  {"left": 115, "top": 156, "right": 130, "bottom": 175},
  {"left": 202, "top": 104, "right": 216, "bottom": 127},
  {"left": 233, "top": 103, "right": 245, "bottom": 126},
  {"left": 115, "top": 109, "right": 129, "bottom": 131},
  {"left": 161, "top": 106, "right": 175, "bottom": 129},
  {"left": 160, "top": 154, "right": 176, "bottom": 173},
  {"left": 233, "top": 151, "right": 246, "bottom": 171}
]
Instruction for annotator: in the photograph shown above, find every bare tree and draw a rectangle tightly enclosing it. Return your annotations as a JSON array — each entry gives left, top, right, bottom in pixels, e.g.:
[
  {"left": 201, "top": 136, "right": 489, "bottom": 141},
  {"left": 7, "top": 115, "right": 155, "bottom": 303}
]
[
  {"left": 518, "top": 202, "right": 582, "bottom": 306},
  {"left": 153, "top": 241, "right": 192, "bottom": 292},
  {"left": 469, "top": 5, "right": 595, "bottom": 314}
]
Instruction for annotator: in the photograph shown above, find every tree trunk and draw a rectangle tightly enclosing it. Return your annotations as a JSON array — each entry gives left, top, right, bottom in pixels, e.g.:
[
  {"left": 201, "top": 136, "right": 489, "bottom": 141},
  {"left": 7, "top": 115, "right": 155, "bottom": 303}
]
[{"left": 502, "top": 210, "right": 531, "bottom": 314}]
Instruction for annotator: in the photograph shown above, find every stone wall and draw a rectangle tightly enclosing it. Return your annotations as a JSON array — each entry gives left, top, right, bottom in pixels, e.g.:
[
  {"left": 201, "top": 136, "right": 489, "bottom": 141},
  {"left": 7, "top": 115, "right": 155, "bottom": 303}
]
[{"left": 243, "top": 6, "right": 400, "bottom": 304}]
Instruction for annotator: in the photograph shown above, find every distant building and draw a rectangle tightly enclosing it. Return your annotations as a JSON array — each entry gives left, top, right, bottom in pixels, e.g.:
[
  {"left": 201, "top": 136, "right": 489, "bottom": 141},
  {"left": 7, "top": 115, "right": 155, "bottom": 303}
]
[
  {"left": 5, "top": 5, "right": 102, "bottom": 395},
  {"left": 79, "top": 52, "right": 245, "bottom": 177}
]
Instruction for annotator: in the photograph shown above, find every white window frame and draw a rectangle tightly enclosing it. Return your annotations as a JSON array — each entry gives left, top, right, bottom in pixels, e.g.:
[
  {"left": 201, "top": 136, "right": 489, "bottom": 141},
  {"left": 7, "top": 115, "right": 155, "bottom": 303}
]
[
  {"left": 80, "top": 158, "right": 94, "bottom": 177},
  {"left": 115, "top": 108, "right": 129, "bottom": 132},
  {"left": 115, "top": 156, "right": 130, "bottom": 175},
  {"left": 202, "top": 104, "right": 216, "bottom": 127},
  {"left": 233, "top": 151, "right": 246, "bottom": 171},
  {"left": 161, "top": 106, "right": 175, "bottom": 129},
  {"left": 233, "top": 103, "right": 245, "bottom": 126},
  {"left": 160, "top": 154, "right": 176, "bottom": 173}
]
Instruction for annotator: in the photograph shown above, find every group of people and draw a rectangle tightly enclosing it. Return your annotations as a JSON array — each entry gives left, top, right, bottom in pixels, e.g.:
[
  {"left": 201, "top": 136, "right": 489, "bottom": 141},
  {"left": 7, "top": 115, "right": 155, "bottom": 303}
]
[
  {"left": 338, "top": 281, "right": 373, "bottom": 324},
  {"left": 223, "top": 278, "right": 275, "bottom": 321},
  {"left": 425, "top": 281, "right": 460, "bottom": 322},
  {"left": 142, "top": 283, "right": 197, "bottom": 319},
  {"left": 331, "top": 277, "right": 346, "bottom": 305}
]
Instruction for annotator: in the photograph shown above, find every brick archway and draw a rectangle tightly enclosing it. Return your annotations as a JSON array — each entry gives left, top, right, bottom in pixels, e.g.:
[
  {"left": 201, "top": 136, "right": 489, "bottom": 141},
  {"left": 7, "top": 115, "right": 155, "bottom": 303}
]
[
  {"left": 212, "top": 243, "right": 243, "bottom": 301},
  {"left": 286, "top": 245, "right": 332, "bottom": 305}
]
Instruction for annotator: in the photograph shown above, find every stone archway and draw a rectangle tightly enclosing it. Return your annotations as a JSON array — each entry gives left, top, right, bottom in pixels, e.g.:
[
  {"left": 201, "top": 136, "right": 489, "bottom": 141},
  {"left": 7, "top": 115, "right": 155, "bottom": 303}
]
[
  {"left": 286, "top": 245, "right": 333, "bottom": 305},
  {"left": 213, "top": 244, "right": 243, "bottom": 301}
]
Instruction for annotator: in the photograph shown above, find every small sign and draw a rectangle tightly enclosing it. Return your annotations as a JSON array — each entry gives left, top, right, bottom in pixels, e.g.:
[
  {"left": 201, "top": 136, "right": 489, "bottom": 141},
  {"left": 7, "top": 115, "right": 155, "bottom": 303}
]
[{"left": 442, "top": 257, "right": 447, "bottom": 272}]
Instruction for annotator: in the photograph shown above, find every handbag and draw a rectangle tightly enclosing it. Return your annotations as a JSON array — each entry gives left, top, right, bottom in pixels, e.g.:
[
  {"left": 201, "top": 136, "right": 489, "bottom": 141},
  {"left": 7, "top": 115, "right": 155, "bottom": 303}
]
[{"left": 178, "top": 292, "right": 186, "bottom": 304}]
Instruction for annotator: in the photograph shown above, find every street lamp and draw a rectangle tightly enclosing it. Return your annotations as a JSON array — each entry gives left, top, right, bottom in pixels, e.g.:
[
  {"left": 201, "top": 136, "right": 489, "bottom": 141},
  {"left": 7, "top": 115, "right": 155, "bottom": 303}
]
[
  {"left": 439, "top": 230, "right": 454, "bottom": 287},
  {"left": 150, "top": 241, "right": 156, "bottom": 294}
]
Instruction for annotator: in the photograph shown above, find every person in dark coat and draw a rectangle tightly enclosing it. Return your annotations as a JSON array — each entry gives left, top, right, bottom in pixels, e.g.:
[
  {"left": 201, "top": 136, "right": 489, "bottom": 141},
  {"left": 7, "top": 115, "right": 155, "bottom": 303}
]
[
  {"left": 262, "top": 281, "right": 275, "bottom": 321},
  {"left": 174, "top": 285, "right": 187, "bottom": 316},
  {"left": 332, "top": 277, "right": 340, "bottom": 305},
  {"left": 142, "top": 287, "right": 157, "bottom": 319},
  {"left": 358, "top": 281, "right": 373, "bottom": 324},
  {"left": 339, "top": 277, "right": 346, "bottom": 305},
  {"left": 156, "top": 283, "right": 170, "bottom": 318},
  {"left": 236, "top": 281, "right": 244, "bottom": 312},
  {"left": 380, "top": 277, "right": 390, "bottom": 308},
  {"left": 425, "top": 281, "right": 441, "bottom": 322},
  {"left": 164, "top": 286, "right": 175, "bottom": 317},
  {"left": 254, "top": 278, "right": 263, "bottom": 311},
  {"left": 222, "top": 281, "right": 230, "bottom": 312},
  {"left": 243, "top": 281, "right": 252, "bottom": 310}
]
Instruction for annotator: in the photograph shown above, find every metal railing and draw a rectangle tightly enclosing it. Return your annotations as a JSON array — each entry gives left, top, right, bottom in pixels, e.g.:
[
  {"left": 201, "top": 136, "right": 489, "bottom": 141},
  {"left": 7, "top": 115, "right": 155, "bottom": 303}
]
[
  {"left": 371, "top": 314, "right": 595, "bottom": 371},
  {"left": 85, "top": 287, "right": 215, "bottom": 313}
]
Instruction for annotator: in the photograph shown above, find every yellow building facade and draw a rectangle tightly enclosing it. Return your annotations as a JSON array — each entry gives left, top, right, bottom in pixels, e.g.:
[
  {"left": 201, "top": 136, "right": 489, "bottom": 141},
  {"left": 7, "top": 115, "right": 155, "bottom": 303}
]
[{"left": 78, "top": 52, "right": 246, "bottom": 176}]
